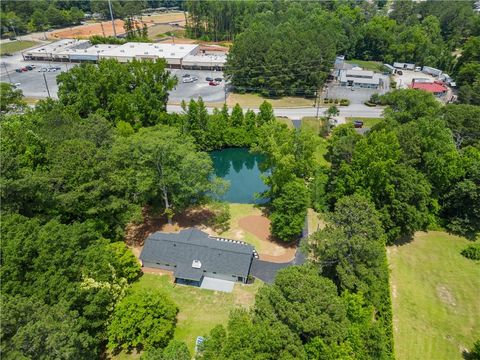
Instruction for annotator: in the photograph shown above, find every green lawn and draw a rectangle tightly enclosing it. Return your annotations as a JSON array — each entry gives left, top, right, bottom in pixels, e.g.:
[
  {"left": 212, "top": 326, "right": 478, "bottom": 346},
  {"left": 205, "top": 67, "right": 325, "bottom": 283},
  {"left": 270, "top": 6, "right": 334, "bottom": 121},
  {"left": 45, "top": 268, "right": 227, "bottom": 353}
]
[
  {"left": 346, "top": 59, "right": 384, "bottom": 72},
  {"left": 345, "top": 117, "right": 383, "bottom": 128},
  {"left": 276, "top": 116, "right": 294, "bottom": 128},
  {"left": 114, "top": 273, "right": 262, "bottom": 358},
  {"left": 300, "top": 117, "right": 329, "bottom": 167},
  {"left": 0, "top": 40, "right": 39, "bottom": 55},
  {"left": 388, "top": 232, "right": 480, "bottom": 360},
  {"left": 301, "top": 116, "right": 322, "bottom": 133}
]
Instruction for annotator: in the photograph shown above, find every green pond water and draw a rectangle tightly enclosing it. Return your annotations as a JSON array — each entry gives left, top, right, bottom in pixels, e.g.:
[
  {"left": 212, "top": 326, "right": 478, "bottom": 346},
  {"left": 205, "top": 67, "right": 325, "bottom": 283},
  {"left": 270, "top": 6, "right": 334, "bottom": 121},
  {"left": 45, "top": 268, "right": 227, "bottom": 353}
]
[{"left": 210, "top": 148, "right": 268, "bottom": 204}]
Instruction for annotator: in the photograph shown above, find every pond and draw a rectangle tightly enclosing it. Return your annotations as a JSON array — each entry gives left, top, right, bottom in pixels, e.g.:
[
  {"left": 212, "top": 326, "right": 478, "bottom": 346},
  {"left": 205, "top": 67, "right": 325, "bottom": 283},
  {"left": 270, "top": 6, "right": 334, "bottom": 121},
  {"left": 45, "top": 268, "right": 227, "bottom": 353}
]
[{"left": 210, "top": 148, "right": 269, "bottom": 204}]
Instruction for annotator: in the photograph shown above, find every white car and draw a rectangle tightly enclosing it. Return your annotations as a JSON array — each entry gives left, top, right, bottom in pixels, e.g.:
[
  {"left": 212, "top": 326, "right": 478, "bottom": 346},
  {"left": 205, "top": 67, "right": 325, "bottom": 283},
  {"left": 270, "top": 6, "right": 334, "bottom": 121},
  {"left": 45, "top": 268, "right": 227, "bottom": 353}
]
[{"left": 38, "top": 68, "right": 48, "bottom": 72}]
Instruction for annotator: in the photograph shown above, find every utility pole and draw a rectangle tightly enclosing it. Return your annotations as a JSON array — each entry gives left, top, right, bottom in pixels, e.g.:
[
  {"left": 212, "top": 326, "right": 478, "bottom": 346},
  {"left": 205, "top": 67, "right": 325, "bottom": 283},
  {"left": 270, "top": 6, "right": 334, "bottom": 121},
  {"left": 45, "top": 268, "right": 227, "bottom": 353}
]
[
  {"left": 315, "top": 89, "right": 321, "bottom": 121},
  {"left": 100, "top": 21, "right": 106, "bottom": 37},
  {"left": 108, "top": 0, "right": 117, "bottom": 37},
  {"left": 43, "top": 73, "right": 51, "bottom": 98},
  {"left": 2, "top": 62, "right": 12, "bottom": 84}
]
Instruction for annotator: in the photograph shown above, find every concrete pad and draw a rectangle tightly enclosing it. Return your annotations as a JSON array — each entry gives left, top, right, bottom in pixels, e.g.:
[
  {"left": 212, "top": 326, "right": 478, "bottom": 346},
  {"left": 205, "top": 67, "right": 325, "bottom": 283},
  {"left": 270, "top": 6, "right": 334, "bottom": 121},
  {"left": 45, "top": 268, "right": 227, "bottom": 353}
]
[{"left": 200, "top": 277, "right": 234, "bottom": 293}]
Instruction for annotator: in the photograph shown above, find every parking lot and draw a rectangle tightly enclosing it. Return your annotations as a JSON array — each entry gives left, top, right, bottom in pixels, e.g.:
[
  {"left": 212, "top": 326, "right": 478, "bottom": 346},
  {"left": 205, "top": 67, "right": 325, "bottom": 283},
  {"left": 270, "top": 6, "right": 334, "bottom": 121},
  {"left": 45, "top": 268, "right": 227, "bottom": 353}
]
[
  {"left": 392, "top": 69, "right": 435, "bottom": 89},
  {"left": 169, "top": 69, "right": 226, "bottom": 104},
  {"left": 325, "top": 74, "right": 390, "bottom": 104},
  {"left": 3, "top": 59, "right": 226, "bottom": 103},
  {"left": 4, "top": 62, "right": 73, "bottom": 99}
]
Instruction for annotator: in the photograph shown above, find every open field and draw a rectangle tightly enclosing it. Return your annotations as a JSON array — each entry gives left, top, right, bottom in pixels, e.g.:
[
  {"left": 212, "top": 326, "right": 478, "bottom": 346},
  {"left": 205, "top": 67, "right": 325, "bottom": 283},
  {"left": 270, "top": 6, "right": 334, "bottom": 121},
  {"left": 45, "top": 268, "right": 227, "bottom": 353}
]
[
  {"left": 49, "top": 12, "right": 185, "bottom": 39},
  {"left": 227, "top": 93, "right": 314, "bottom": 109},
  {"left": 0, "top": 40, "right": 39, "bottom": 55},
  {"left": 388, "top": 231, "right": 480, "bottom": 360},
  {"left": 113, "top": 273, "right": 262, "bottom": 358},
  {"left": 345, "top": 116, "right": 383, "bottom": 128},
  {"left": 346, "top": 59, "right": 384, "bottom": 72}
]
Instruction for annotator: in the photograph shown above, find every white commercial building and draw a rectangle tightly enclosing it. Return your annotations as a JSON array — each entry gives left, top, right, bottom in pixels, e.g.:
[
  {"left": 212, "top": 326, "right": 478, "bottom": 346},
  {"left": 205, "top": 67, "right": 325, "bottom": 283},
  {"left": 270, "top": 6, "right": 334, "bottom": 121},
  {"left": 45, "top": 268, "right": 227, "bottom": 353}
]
[
  {"left": 339, "top": 69, "right": 382, "bottom": 89},
  {"left": 23, "top": 39, "right": 90, "bottom": 61},
  {"left": 57, "top": 44, "right": 121, "bottom": 62},
  {"left": 22, "top": 39, "right": 226, "bottom": 69},
  {"left": 182, "top": 53, "right": 226, "bottom": 69},
  {"left": 99, "top": 42, "right": 199, "bottom": 67}
]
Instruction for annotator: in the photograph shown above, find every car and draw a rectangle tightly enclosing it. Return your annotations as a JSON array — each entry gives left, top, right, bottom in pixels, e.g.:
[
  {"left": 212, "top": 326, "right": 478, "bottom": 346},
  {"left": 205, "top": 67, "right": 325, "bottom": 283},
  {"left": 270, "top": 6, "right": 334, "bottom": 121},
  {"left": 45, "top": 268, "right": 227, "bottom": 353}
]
[
  {"left": 353, "top": 120, "right": 364, "bottom": 128},
  {"left": 38, "top": 68, "right": 48, "bottom": 72},
  {"left": 15, "top": 68, "right": 22, "bottom": 73},
  {"left": 209, "top": 81, "right": 218, "bottom": 86},
  {"left": 53, "top": 66, "right": 61, "bottom": 70},
  {"left": 182, "top": 77, "right": 195, "bottom": 83},
  {"left": 214, "top": 77, "right": 222, "bottom": 82},
  {"left": 206, "top": 77, "right": 213, "bottom": 81},
  {"left": 182, "top": 74, "right": 191, "bottom": 78},
  {"left": 25, "top": 65, "right": 34, "bottom": 71},
  {"left": 21, "top": 67, "right": 28, "bottom": 72},
  {"left": 29, "top": 64, "right": 36, "bottom": 68},
  {"left": 48, "top": 68, "right": 57, "bottom": 72},
  {"left": 191, "top": 76, "right": 198, "bottom": 81}
]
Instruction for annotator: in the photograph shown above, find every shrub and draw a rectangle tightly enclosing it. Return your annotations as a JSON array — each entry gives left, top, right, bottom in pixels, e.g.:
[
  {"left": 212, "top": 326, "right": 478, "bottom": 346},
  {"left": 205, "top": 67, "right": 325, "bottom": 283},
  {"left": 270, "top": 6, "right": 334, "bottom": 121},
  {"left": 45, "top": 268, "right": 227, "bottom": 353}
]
[
  {"left": 364, "top": 101, "right": 377, "bottom": 107},
  {"left": 209, "top": 202, "right": 231, "bottom": 232},
  {"left": 340, "top": 99, "right": 350, "bottom": 106},
  {"left": 334, "top": 99, "right": 339, "bottom": 104},
  {"left": 461, "top": 243, "right": 480, "bottom": 260}
]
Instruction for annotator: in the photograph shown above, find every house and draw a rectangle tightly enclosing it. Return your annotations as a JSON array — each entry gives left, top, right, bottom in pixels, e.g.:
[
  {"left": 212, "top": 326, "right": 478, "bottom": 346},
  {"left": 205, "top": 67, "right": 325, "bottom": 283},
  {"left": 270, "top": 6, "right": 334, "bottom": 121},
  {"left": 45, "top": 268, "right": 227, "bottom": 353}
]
[
  {"left": 409, "top": 80, "right": 448, "bottom": 97},
  {"left": 139, "top": 228, "right": 255, "bottom": 286},
  {"left": 339, "top": 69, "right": 382, "bottom": 89}
]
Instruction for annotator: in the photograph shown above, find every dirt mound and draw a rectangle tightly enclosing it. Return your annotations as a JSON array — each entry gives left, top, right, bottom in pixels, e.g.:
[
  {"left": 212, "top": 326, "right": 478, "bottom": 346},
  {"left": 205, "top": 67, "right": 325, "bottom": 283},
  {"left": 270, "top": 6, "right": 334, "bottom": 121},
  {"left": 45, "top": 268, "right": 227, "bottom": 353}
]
[{"left": 238, "top": 215, "right": 296, "bottom": 263}]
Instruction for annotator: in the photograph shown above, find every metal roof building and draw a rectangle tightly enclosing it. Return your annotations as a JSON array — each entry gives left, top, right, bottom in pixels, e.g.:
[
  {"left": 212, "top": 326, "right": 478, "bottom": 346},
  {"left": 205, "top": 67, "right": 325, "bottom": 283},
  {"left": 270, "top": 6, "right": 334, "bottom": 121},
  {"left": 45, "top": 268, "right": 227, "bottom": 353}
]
[
  {"left": 140, "top": 228, "right": 254, "bottom": 285},
  {"left": 23, "top": 39, "right": 90, "bottom": 61},
  {"left": 339, "top": 69, "right": 382, "bottom": 88},
  {"left": 99, "top": 42, "right": 199, "bottom": 66}
]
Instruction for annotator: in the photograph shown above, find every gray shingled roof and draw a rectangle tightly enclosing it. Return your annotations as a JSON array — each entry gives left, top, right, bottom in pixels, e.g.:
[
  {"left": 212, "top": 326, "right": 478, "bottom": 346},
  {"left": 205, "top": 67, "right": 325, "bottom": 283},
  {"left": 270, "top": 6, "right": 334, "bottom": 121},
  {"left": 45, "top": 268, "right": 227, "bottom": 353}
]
[{"left": 140, "top": 228, "right": 254, "bottom": 279}]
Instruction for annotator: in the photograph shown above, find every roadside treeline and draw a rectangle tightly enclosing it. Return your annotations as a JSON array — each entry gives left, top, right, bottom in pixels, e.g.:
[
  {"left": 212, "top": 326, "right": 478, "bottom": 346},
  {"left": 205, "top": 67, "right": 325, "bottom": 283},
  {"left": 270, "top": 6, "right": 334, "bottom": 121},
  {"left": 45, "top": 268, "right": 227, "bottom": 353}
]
[
  {"left": 313, "top": 89, "right": 480, "bottom": 242},
  {"left": 186, "top": 0, "right": 479, "bottom": 103}
]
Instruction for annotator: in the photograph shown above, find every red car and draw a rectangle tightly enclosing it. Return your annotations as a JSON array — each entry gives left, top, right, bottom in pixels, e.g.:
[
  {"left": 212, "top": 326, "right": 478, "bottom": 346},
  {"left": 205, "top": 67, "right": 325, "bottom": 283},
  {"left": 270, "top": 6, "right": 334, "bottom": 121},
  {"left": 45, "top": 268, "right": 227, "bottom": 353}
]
[
  {"left": 209, "top": 81, "right": 218, "bottom": 86},
  {"left": 21, "top": 67, "right": 29, "bottom": 72}
]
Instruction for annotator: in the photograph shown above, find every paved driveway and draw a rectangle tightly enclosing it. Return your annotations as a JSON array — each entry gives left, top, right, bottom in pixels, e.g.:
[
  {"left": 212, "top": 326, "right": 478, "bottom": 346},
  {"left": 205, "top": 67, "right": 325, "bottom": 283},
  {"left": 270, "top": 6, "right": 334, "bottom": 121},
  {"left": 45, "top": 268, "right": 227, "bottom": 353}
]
[{"left": 251, "top": 246, "right": 307, "bottom": 283}]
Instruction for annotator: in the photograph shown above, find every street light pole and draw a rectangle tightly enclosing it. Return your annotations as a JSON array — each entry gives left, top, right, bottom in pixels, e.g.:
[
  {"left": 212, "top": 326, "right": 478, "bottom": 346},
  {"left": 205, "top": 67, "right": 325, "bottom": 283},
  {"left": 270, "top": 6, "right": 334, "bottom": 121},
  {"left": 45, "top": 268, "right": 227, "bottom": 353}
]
[
  {"left": 43, "top": 73, "right": 51, "bottom": 98},
  {"left": 108, "top": 0, "right": 117, "bottom": 37}
]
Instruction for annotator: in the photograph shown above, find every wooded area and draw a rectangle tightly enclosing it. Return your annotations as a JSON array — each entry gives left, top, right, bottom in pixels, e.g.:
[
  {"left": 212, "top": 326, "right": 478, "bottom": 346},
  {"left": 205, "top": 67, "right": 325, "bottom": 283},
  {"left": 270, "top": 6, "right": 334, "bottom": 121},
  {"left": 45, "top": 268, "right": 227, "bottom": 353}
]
[{"left": 1, "top": 0, "right": 480, "bottom": 358}]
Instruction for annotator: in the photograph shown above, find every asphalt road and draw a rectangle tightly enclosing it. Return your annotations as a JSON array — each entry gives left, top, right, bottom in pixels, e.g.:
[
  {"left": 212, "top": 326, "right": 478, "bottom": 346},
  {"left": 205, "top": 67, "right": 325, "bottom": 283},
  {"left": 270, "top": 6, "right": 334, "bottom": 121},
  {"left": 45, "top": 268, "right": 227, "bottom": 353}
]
[{"left": 167, "top": 103, "right": 385, "bottom": 120}]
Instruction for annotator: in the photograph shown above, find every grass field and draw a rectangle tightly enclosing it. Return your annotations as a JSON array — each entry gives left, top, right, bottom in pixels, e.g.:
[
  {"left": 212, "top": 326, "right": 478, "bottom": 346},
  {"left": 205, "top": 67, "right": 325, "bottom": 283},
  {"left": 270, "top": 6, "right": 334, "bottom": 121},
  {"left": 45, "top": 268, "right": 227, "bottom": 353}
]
[
  {"left": 388, "top": 232, "right": 480, "bottom": 360},
  {"left": 276, "top": 116, "right": 294, "bottom": 128},
  {"left": 345, "top": 117, "right": 383, "bottom": 128},
  {"left": 227, "top": 93, "right": 314, "bottom": 108},
  {"left": 0, "top": 40, "right": 39, "bottom": 55},
  {"left": 114, "top": 273, "right": 262, "bottom": 358},
  {"left": 346, "top": 59, "right": 384, "bottom": 72}
]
